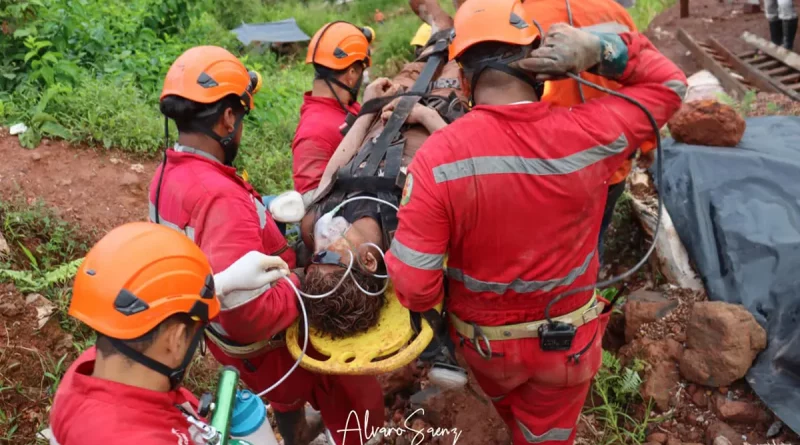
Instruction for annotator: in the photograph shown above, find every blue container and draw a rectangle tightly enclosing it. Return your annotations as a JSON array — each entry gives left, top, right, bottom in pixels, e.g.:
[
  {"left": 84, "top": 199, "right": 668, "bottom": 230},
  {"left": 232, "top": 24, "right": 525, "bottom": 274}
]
[{"left": 230, "top": 390, "right": 267, "bottom": 437}]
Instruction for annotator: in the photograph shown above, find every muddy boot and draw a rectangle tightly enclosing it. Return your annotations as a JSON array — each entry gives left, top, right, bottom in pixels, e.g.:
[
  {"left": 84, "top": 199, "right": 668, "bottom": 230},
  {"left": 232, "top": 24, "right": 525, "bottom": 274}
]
[
  {"left": 770, "top": 19, "right": 784, "bottom": 45},
  {"left": 783, "top": 17, "right": 798, "bottom": 50},
  {"left": 274, "top": 407, "right": 325, "bottom": 445}
]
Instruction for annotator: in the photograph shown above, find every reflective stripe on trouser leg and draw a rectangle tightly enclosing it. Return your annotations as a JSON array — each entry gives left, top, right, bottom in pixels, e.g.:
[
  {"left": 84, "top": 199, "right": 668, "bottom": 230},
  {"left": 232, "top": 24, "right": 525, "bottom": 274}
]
[{"left": 515, "top": 421, "right": 573, "bottom": 443}]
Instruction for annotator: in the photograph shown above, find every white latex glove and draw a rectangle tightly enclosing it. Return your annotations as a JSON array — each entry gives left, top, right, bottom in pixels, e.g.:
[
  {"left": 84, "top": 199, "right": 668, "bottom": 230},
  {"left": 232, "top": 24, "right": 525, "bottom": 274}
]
[{"left": 213, "top": 251, "right": 290, "bottom": 310}]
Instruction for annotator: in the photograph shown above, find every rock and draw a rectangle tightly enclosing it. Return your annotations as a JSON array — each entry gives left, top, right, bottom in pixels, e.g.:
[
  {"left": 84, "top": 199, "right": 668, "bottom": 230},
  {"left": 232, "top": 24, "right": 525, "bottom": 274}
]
[
  {"left": 692, "top": 391, "right": 708, "bottom": 408},
  {"left": 25, "top": 293, "right": 56, "bottom": 329},
  {"left": 0, "top": 232, "right": 9, "bottom": 257},
  {"left": 642, "top": 361, "right": 680, "bottom": 411},
  {"left": 668, "top": 100, "right": 746, "bottom": 147},
  {"left": 624, "top": 291, "right": 679, "bottom": 342},
  {"left": 647, "top": 432, "right": 668, "bottom": 444},
  {"left": 377, "top": 364, "right": 420, "bottom": 399},
  {"left": 130, "top": 163, "right": 145, "bottom": 173},
  {"left": 705, "top": 421, "right": 744, "bottom": 445},
  {"left": 712, "top": 397, "right": 769, "bottom": 424},
  {"left": 666, "top": 437, "right": 681, "bottom": 445},
  {"left": 32, "top": 151, "right": 42, "bottom": 161},
  {"left": 642, "top": 338, "right": 685, "bottom": 363},
  {"left": 679, "top": 302, "right": 766, "bottom": 387},
  {"left": 712, "top": 438, "right": 732, "bottom": 445},
  {"left": 766, "top": 420, "right": 783, "bottom": 438}
]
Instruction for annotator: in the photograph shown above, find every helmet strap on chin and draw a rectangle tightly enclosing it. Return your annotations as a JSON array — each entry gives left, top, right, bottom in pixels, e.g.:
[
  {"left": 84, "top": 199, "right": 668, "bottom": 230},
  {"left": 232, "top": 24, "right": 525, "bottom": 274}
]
[{"left": 109, "top": 326, "right": 206, "bottom": 390}]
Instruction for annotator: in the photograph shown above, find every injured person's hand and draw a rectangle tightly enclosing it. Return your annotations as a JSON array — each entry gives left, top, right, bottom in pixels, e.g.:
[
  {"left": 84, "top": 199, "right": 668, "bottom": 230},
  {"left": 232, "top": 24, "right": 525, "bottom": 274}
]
[{"left": 214, "top": 251, "right": 290, "bottom": 309}]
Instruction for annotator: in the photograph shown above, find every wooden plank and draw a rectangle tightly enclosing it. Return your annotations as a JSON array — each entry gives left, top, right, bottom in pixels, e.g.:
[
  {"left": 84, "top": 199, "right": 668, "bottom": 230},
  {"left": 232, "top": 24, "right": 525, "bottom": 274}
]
[
  {"left": 754, "top": 60, "right": 781, "bottom": 69},
  {"left": 742, "top": 31, "right": 800, "bottom": 72},
  {"left": 678, "top": 29, "right": 749, "bottom": 98},
  {"left": 706, "top": 36, "right": 800, "bottom": 100},
  {"left": 739, "top": 50, "right": 758, "bottom": 58},
  {"left": 766, "top": 66, "right": 792, "bottom": 75},
  {"left": 778, "top": 72, "right": 800, "bottom": 82}
]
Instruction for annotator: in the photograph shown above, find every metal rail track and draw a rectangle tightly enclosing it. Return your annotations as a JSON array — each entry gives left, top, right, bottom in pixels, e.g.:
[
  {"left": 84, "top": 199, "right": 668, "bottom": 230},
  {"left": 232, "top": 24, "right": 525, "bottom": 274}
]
[{"left": 678, "top": 28, "right": 800, "bottom": 101}]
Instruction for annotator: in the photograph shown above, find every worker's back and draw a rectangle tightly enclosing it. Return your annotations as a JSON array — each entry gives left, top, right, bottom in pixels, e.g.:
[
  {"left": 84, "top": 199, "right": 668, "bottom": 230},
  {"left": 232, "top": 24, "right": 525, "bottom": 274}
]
[
  {"left": 524, "top": 0, "right": 638, "bottom": 106},
  {"left": 404, "top": 100, "right": 632, "bottom": 327}
]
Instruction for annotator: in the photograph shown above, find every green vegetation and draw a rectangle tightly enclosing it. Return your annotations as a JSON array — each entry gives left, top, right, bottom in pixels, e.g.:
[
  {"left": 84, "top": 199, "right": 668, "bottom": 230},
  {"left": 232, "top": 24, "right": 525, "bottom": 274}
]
[
  {"left": 629, "top": 0, "right": 677, "bottom": 31},
  {"left": 587, "top": 351, "right": 664, "bottom": 444},
  {"left": 1, "top": 0, "right": 427, "bottom": 194}
]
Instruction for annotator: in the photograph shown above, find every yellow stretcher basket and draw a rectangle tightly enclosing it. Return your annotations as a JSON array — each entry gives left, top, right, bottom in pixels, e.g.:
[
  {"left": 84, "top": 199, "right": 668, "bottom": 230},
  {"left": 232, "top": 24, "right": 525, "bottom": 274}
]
[{"left": 285, "top": 282, "right": 441, "bottom": 375}]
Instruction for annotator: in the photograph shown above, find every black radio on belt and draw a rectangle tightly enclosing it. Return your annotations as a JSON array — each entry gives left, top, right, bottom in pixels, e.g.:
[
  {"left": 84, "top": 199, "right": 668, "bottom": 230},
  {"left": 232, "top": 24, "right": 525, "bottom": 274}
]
[{"left": 538, "top": 321, "right": 577, "bottom": 351}]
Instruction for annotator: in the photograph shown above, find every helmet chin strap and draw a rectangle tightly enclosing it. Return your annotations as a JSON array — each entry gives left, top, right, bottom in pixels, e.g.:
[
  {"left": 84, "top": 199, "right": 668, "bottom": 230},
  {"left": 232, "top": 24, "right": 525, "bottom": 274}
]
[
  {"left": 323, "top": 76, "right": 360, "bottom": 112},
  {"left": 191, "top": 113, "right": 246, "bottom": 166},
  {"left": 109, "top": 326, "right": 206, "bottom": 390}
]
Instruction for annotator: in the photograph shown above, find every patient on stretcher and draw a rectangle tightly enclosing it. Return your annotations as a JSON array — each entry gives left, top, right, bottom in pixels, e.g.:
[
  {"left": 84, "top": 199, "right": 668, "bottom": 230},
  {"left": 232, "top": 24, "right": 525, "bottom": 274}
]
[{"left": 296, "top": 57, "right": 465, "bottom": 338}]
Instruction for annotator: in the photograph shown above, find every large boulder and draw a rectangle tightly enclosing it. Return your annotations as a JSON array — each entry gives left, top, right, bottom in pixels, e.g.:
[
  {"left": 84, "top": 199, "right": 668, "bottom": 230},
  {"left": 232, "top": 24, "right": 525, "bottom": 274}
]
[
  {"left": 668, "top": 100, "right": 746, "bottom": 147},
  {"left": 679, "top": 302, "right": 767, "bottom": 387}
]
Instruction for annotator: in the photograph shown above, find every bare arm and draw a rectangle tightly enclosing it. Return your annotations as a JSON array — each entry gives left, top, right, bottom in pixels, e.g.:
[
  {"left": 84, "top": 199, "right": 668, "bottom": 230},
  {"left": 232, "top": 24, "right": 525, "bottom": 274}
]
[{"left": 313, "top": 112, "right": 379, "bottom": 201}]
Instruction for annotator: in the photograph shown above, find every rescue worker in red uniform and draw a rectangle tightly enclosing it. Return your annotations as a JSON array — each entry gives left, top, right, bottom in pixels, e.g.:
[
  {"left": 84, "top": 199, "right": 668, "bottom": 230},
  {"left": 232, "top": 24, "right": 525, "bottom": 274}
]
[
  {"left": 50, "top": 222, "right": 289, "bottom": 445},
  {"left": 292, "top": 21, "right": 396, "bottom": 206},
  {"left": 149, "top": 46, "right": 383, "bottom": 445},
  {"left": 385, "top": 1, "right": 687, "bottom": 443}
]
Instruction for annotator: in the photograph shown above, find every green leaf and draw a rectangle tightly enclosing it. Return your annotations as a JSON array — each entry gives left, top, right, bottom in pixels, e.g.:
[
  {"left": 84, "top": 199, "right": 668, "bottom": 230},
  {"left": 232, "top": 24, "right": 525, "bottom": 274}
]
[
  {"left": 13, "top": 28, "right": 33, "bottom": 38},
  {"left": 17, "top": 242, "right": 39, "bottom": 269},
  {"left": 40, "top": 121, "right": 72, "bottom": 140}
]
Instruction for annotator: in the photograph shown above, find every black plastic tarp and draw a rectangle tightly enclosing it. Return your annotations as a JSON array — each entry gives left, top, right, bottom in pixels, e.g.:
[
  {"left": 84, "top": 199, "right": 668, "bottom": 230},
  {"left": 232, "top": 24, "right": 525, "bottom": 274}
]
[
  {"left": 652, "top": 116, "right": 800, "bottom": 434},
  {"left": 232, "top": 18, "right": 310, "bottom": 45}
]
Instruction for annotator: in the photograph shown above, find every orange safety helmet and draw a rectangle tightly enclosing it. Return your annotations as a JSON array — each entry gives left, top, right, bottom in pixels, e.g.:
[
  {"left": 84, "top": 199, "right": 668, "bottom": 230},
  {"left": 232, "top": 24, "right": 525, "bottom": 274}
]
[
  {"left": 70, "top": 222, "right": 220, "bottom": 340},
  {"left": 449, "top": 0, "right": 542, "bottom": 61},
  {"left": 306, "top": 21, "right": 373, "bottom": 70},
  {"left": 160, "top": 46, "right": 261, "bottom": 112}
]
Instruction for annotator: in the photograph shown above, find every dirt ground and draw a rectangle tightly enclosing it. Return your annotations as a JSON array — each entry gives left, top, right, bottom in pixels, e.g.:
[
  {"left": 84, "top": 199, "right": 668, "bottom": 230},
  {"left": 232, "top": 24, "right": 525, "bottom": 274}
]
[
  {"left": 646, "top": 0, "right": 799, "bottom": 73},
  {"left": 0, "top": 132, "right": 157, "bottom": 238},
  {"left": 0, "top": 284, "right": 74, "bottom": 442}
]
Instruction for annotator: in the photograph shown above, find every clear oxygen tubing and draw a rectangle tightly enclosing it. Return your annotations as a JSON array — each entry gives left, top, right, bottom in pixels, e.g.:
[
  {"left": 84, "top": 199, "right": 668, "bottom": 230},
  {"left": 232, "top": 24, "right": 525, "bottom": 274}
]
[{"left": 255, "top": 195, "right": 400, "bottom": 396}]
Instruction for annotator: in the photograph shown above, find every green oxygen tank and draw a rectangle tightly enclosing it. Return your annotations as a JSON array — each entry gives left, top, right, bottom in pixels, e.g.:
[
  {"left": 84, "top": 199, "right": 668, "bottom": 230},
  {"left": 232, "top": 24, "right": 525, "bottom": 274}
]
[{"left": 210, "top": 366, "right": 240, "bottom": 445}]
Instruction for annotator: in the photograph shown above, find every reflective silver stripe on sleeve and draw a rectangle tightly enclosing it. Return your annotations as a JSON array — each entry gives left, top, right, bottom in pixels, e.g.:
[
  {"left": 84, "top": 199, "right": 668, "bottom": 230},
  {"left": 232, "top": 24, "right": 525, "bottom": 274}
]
[
  {"left": 447, "top": 251, "right": 594, "bottom": 295},
  {"left": 301, "top": 189, "right": 317, "bottom": 208},
  {"left": 579, "top": 22, "right": 630, "bottom": 33},
  {"left": 218, "top": 284, "right": 271, "bottom": 311},
  {"left": 664, "top": 79, "right": 688, "bottom": 101},
  {"left": 516, "top": 420, "right": 573, "bottom": 443},
  {"left": 389, "top": 238, "right": 445, "bottom": 271},
  {"left": 148, "top": 201, "right": 196, "bottom": 242},
  {"left": 432, "top": 134, "right": 628, "bottom": 183},
  {"left": 254, "top": 197, "right": 268, "bottom": 229}
]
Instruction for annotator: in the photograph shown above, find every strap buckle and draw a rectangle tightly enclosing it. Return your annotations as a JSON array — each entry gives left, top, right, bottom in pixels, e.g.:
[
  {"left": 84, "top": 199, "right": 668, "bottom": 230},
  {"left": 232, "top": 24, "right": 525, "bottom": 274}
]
[
  {"left": 580, "top": 300, "right": 602, "bottom": 325},
  {"left": 471, "top": 323, "right": 492, "bottom": 360}
]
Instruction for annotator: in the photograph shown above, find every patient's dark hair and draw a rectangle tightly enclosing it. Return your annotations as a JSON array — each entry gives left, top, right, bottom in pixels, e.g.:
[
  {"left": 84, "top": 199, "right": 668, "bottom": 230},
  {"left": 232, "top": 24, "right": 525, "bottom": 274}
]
[
  {"left": 303, "top": 266, "right": 386, "bottom": 339},
  {"left": 159, "top": 94, "right": 245, "bottom": 134}
]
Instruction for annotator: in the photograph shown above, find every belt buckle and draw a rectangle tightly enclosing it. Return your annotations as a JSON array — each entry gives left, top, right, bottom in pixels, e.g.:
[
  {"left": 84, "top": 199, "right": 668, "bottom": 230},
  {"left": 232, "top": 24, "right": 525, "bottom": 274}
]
[
  {"left": 580, "top": 301, "right": 600, "bottom": 325},
  {"left": 470, "top": 323, "right": 492, "bottom": 360}
]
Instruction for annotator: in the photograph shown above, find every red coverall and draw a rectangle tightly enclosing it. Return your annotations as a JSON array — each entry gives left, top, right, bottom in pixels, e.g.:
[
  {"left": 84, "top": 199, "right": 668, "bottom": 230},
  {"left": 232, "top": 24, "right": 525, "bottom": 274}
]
[
  {"left": 50, "top": 347, "right": 205, "bottom": 445},
  {"left": 292, "top": 92, "right": 361, "bottom": 201},
  {"left": 385, "top": 34, "right": 686, "bottom": 444},
  {"left": 148, "top": 146, "right": 383, "bottom": 444}
]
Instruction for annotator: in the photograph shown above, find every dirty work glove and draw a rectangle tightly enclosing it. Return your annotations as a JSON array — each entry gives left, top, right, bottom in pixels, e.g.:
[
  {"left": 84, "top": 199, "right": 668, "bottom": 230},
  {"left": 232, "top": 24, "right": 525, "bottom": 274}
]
[
  {"left": 213, "top": 251, "right": 290, "bottom": 309},
  {"left": 511, "top": 23, "right": 628, "bottom": 81}
]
